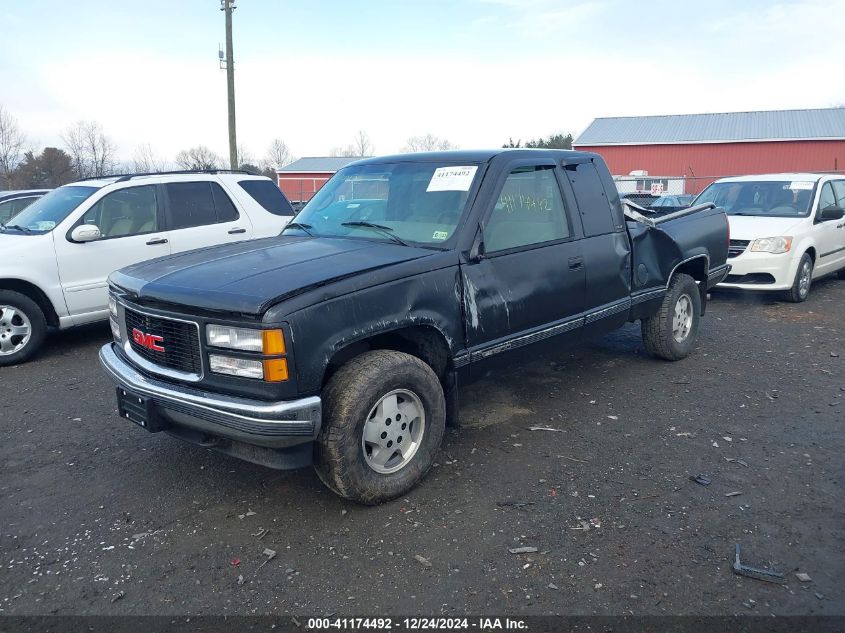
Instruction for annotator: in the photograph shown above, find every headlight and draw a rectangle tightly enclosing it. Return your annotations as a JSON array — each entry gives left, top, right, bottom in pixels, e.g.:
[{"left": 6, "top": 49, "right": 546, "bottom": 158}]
[
  {"left": 108, "top": 295, "right": 118, "bottom": 317},
  {"left": 750, "top": 236, "right": 792, "bottom": 254},
  {"left": 209, "top": 354, "right": 264, "bottom": 379},
  {"left": 207, "top": 325, "right": 285, "bottom": 353},
  {"left": 209, "top": 355, "right": 289, "bottom": 382},
  {"left": 110, "top": 316, "right": 121, "bottom": 342}
]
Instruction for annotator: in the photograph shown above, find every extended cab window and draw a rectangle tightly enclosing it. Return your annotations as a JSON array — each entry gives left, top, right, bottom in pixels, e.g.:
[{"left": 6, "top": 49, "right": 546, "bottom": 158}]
[
  {"left": 166, "top": 182, "right": 240, "bottom": 229},
  {"left": 237, "top": 179, "right": 294, "bottom": 216},
  {"left": 565, "top": 162, "right": 615, "bottom": 236},
  {"left": 484, "top": 165, "right": 569, "bottom": 252},
  {"left": 82, "top": 185, "right": 159, "bottom": 238}
]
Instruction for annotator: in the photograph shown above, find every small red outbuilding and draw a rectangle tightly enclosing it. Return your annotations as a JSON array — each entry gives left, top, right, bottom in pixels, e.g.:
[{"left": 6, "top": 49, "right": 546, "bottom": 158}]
[{"left": 276, "top": 156, "right": 367, "bottom": 205}]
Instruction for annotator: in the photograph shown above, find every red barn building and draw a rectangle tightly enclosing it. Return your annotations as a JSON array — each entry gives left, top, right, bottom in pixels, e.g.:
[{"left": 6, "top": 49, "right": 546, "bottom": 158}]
[
  {"left": 276, "top": 156, "right": 367, "bottom": 206},
  {"left": 573, "top": 107, "right": 845, "bottom": 195}
]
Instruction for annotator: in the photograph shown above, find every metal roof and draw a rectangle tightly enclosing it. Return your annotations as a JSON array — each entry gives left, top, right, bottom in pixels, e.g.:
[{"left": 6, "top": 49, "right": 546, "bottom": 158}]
[
  {"left": 277, "top": 156, "right": 369, "bottom": 173},
  {"left": 574, "top": 107, "right": 845, "bottom": 146}
]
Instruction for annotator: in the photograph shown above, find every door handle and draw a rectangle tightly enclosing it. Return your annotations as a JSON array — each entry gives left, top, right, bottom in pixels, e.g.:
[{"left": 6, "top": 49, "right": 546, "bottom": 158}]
[
  {"left": 568, "top": 256, "right": 584, "bottom": 270},
  {"left": 228, "top": 227, "right": 247, "bottom": 235},
  {"left": 146, "top": 238, "right": 168, "bottom": 245}
]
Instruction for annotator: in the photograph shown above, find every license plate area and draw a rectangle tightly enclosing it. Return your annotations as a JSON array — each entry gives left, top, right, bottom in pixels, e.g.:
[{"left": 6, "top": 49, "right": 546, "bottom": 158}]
[{"left": 117, "top": 387, "right": 168, "bottom": 432}]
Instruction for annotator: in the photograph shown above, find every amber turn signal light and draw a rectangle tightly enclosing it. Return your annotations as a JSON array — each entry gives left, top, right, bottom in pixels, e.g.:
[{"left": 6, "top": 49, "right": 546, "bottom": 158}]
[
  {"left": 263, "top": 358, "right": 289, "bottom": 382},
  {"left": 262, "top": 329, "right": 286, "bottom": 355}
]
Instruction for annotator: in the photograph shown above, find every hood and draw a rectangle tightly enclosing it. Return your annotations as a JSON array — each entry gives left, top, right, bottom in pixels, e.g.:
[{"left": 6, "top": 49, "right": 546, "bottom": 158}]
[
  {"left": 727, "top": 215, "right": 807, "bottom": 240},
  {"left": 111, "top": 235, "right": 435, "bottom": 315},
  {"left": 0, "top": 231, "right": 51, "bottom": 264}
]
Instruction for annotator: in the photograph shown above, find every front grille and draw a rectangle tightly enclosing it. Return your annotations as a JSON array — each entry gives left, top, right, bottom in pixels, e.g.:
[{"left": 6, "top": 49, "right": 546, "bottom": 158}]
[
  {"left": 124, "top": 308, "right": 202, "bottom": 375},
  {"left": 728, "top": 239, "right": 750, "bottom": 258},
  {"left": 725, "top": 273, "right": 776, "bottom": 285}
]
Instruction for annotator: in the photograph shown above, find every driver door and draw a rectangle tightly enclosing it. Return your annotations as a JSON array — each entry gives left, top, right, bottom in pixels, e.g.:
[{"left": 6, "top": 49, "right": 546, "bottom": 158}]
[
  {"left": 54, "top": 184, "right": 170, "bottom": 322},
  {"left": 460, "top": 160, "right": 586, "bottom": 356}
]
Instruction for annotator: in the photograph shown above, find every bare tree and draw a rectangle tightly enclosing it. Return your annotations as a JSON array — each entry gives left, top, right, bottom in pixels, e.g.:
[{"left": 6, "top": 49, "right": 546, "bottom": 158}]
[
  {"left": 236, "top": 144, "right": 255, "bottom": 169},
  {"left": 62, "top": 120, "right": 118, "bottom": 178},
  {"left": 331, "top": 130, "right": 374, "bottom": 157},
  {"left": 175, "top": 146, "right": 223, "bottom": 170},
  {"left": 403, "top": 133, "right": 456, "bottom": 152},
  {"left": 0, "top": 105, "right": 26, "bottom": 188},
  {"left": 264, "top": 138, "right": 295, "bottom": 169},
  {"left": 131, "top": 143, "right": 169, "bottom": 172}
]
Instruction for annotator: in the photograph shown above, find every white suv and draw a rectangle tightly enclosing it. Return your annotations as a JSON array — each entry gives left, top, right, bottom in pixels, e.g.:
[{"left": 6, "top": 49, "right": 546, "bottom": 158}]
[
  {"left": 0, "top": 171, "right": 294, "bottom": 365},
  {"left": 695, "top": 173, "right": 845, "bottom": 302}
]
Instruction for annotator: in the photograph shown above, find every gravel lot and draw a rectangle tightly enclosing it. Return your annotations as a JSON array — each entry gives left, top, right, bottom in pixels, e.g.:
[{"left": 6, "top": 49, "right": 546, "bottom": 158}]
[{"left": 1, "top": 278, "right": 843, "bottom": 617}]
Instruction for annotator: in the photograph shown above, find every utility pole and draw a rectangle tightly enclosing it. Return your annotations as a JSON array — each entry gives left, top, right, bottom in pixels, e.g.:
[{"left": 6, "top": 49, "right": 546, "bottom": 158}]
[{"left": 220, "top": 0, "right": 237, "bottom": 170}]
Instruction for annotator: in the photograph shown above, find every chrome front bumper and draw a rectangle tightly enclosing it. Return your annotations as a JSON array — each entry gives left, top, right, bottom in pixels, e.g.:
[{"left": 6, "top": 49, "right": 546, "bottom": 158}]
[{"left": 99, "top": 343, "right": 321, "bottom": 449}]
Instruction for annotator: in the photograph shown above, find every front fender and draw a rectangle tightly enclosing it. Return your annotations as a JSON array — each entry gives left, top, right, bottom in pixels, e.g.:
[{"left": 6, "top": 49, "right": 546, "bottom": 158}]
[{"left": 285, "top": 266, "right": 464, "bottom": 394}]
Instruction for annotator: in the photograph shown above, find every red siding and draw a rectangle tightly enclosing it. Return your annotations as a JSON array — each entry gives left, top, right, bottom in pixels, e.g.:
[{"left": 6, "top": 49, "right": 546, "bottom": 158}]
[
  {"left": 575, "top": 140, "right": 845, "bottom": 194},
  {"left": 277, "top": 171, "right": 334, "bottom": 202}
]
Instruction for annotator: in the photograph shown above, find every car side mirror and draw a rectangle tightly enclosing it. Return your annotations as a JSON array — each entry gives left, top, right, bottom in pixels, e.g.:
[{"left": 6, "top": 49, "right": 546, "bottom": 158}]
[
  {"left": 820, "top": 206, "right": 844, "bottom": 221},
  {"left": 71, "top": 224, "right": 101, "bottom": 242}
]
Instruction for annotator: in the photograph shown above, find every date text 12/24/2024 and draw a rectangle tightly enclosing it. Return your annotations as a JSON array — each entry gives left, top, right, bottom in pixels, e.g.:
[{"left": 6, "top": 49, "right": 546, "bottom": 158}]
[{"left": 307, "top": 618, "right": 528, "bottom": 630}]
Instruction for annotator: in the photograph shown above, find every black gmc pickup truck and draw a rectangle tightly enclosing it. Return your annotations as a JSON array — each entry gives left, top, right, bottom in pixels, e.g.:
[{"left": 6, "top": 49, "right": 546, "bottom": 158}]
[{"left": 100, "top": 149, "right": 730, "bottom": 504}]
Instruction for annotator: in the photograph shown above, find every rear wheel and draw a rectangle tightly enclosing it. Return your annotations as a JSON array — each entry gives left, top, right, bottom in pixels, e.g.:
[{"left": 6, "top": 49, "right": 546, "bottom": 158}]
[
  {"left": 315, "top": 350, "right": 446, "bottom": 505},
  {"left": 837, "top": 266, "right": 845, "bottom": 280},
  {"left": 641, "top": 273, "right": 701, "bottom": 361},
  {"left": 785, "top": 253, "right": 813, "bottom": 302},
  {"left": 0, "top": 290, "right": 47, "bottom": 367}
]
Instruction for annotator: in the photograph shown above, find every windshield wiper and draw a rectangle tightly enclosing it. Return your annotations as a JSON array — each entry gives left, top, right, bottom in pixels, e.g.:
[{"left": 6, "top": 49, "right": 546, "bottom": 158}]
[
  {"left": 1, "top": 224, "right": 33, "bottom": 234},
  {"left": 341, "top": 221, "right": 408, "bottom": 246},
  {"left": 282, "top": 221, "right": 316, "bottom": 236}
]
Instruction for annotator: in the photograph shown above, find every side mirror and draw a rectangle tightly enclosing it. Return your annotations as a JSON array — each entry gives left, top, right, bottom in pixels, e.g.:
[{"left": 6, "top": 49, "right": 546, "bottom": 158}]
[
  {"left": 71, "top": 224, "right": 101, "bottom": 242},
  {"left": 820, "top": 206, "right": 844, "bottom": 221}
]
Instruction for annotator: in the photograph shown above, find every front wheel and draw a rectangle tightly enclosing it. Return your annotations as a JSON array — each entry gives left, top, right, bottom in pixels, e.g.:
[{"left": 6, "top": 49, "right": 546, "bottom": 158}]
[
  {"left": 641, "top": 273, "right": 701, "bottom": 361},
  {"left": 785, "top": 253, "right": 813, "bottom": 303},
  {"left": 315, "top": 350, "right": 446, "bottom": 505},
  {"left": 0, "top": 290, "right": 47, "bottom": 367}
]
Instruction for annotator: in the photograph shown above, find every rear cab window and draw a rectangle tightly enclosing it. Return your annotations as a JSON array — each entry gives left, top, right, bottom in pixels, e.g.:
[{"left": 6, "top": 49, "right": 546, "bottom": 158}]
[{"left": 237, "top": 179, "right": 294, "bottom": 216}]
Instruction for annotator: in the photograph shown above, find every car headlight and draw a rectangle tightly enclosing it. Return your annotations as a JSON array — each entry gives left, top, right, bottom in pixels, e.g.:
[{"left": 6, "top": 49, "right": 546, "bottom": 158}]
[
  {"left": 206, "top": 325, "right": 285, "bottom": 354},
  {"left": 108, "top": 295, "right": 118, "bottom": 317},
  {"left": 750, "top": 236, "right": 792, "bottom": 254},
  {"left": 208, "top": 354, "right": 289, "bottom": 382},
  {"left": 110, "top": 316, "right": 121, "bottom": 342}
]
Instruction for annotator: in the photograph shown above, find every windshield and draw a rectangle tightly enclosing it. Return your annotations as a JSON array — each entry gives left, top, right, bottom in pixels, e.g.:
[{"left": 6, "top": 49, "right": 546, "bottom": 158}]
[
  {"left": 2, "top": 185, "right": 99, "bottom": 233},
  {"left": 695, "top": 180, "right": 816, "bottom": 217},
  {"left": 285, "top": 162, "right": 480, "bottom": 246}
]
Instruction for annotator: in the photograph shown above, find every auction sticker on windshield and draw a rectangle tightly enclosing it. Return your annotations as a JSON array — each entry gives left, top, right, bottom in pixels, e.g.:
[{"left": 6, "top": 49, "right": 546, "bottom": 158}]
[
  {"left": 427, "top": 166, "right": 477, "bottom": 192},
  {"left": 788, "top": 181, "right": 815, "bottom": 190}
]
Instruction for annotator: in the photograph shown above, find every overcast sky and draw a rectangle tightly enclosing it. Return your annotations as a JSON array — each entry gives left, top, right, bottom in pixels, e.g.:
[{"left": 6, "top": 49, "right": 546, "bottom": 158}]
[{"left": 2, "top": 0, "right": 844, "bottom": 163}]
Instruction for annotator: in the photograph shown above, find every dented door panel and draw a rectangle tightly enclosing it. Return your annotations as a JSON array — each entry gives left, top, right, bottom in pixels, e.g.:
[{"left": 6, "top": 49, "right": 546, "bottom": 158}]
[{"left": 460, "top": 241, "right": 586, "bottom": 353}]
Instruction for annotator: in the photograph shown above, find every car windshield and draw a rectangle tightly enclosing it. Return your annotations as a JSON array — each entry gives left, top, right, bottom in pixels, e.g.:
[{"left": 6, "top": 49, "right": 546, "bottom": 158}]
[
  {"left": 2, "top": 185, "right": 99, "bottom": 233},
  {"left": 695, "top": 180, "right": 816, "bottom": 217},
  {"left": 285, "top": 162, "right": 480, "bottom": 246}
]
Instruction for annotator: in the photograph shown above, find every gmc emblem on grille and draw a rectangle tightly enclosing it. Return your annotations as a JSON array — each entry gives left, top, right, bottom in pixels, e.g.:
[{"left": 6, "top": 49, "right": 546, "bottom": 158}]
[{"left": 132, "top": 328, "right": 165, "bottom": 352}]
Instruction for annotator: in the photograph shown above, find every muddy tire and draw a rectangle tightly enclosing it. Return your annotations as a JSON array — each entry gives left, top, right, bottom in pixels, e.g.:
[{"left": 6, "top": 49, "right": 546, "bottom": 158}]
[
  {"left": 315, "top": 350, "right": 446, "bottom": 505},
  {"left": 784, "top": 253, "right": 813, "bottom": 303},
  {"left": 641, "top": 273, "right": 701, "bottom": 361},
  {"left": 0, "top": 290, "right": 47, "bottom": 367}
]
